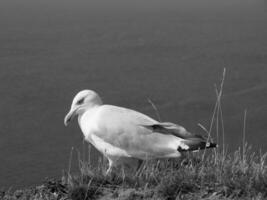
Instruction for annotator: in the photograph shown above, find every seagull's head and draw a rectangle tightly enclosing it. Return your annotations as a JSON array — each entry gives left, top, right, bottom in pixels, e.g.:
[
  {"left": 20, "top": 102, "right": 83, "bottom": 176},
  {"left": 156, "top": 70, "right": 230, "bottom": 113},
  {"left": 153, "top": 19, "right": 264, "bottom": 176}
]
[{"left": 64, "top": 90, "right": 102, "bottom": 126}]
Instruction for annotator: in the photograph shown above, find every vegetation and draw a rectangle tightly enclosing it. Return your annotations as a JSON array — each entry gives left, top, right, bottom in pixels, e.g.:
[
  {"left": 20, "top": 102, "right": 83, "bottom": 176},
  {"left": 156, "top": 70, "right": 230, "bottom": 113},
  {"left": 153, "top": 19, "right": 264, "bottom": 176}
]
[
  {"left": 55, "top": 146, "right": 267, "bottom": 200},
  {"left": 1, "top": 69, "right": 266, "bottom": 199},
  {"left": 1, "top": 146, "right": 266, "bottom": 200}
]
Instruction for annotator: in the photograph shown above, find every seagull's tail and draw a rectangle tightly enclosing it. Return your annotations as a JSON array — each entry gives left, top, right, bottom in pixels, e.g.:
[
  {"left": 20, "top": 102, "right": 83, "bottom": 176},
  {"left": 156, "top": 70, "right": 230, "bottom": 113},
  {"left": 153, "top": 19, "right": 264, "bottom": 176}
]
[{"left": 178, "top": 138, "right": 217, "bottom": 152}]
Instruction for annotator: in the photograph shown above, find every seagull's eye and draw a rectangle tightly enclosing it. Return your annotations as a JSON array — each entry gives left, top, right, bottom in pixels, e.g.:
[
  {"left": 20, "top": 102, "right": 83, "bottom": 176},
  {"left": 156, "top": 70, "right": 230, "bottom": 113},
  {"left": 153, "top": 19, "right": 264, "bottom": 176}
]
[{"left": 77, "top": 98, "right": 85, "bottom": 105}]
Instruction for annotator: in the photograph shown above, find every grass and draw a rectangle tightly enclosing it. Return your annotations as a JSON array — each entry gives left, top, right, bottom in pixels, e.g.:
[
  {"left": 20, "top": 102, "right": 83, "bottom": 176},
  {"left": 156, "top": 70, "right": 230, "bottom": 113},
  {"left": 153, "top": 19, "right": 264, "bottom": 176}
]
[
  {"left": 56, "top": 143, "right": 265, "bottom": 200},
  {"left": 1, "top": 69, "right": 267, "bottom": 200}
]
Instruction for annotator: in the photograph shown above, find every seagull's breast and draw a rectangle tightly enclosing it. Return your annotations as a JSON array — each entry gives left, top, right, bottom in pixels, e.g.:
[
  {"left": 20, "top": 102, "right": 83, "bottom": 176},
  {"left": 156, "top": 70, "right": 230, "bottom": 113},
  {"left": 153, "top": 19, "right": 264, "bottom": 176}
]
[
  {"left": 78, "top": 106, "right": 131, "bottom": 158},
  {"left": 78, "top": 107, "right": 100, "bottom": 143}
]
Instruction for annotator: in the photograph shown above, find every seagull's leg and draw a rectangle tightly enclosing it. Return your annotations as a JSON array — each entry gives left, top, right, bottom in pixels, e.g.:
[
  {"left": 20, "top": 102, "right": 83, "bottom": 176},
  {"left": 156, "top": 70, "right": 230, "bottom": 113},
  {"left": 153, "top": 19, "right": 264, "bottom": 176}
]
[
  {"left": 121, "top": 166, "right": 126, "bottom": 181},
  {"left": 106, "top": 159, "right": 113, "bottom": 175}
]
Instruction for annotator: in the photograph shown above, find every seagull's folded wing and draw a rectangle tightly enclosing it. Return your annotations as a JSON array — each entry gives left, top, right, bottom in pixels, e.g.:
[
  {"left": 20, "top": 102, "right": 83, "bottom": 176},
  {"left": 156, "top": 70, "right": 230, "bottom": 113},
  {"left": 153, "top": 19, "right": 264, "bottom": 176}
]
[{"left": 142, "top": 122, "right": 207, "bottom": 140}]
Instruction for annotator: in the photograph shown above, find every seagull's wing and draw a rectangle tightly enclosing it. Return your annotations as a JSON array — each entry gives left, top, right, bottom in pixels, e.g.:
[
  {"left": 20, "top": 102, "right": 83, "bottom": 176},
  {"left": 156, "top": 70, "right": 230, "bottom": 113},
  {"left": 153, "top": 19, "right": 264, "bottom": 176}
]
[{"left": 92, "top": 105, "right": 159, "bottom": 140}]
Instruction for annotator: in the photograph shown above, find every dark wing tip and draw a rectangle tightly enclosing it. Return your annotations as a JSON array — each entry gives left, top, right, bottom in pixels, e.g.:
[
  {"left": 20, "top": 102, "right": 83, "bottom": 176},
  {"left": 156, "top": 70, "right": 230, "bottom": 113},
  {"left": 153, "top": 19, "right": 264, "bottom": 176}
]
[
  {"left": 178, "top": 141, "right": 218, "bottom": 152},
  {"left": 206, "top": 142, "right": 218, "bottom": 148}
]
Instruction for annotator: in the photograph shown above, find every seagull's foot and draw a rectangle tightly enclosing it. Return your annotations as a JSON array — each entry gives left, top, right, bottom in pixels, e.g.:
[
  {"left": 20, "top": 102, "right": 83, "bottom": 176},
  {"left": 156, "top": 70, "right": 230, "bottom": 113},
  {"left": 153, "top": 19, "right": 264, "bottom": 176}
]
[
  {"left": 106, "top": 171, "right": 118, "bottom": 182},
  {"left": 105, "top": 167, "right": 117, "bottom": 182}
]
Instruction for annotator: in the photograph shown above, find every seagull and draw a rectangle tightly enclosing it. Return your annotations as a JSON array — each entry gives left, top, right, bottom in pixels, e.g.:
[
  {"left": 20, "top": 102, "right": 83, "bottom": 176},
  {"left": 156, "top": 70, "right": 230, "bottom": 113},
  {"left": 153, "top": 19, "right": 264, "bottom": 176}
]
[{"left": 64, "top": 90, "right": 217, "bottom": 174}]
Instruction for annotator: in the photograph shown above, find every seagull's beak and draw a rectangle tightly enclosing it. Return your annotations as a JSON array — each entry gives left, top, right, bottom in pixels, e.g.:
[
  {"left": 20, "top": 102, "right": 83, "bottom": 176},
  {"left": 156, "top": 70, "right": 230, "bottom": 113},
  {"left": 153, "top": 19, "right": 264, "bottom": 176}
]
[{"left": 64, "top": 107, "right": 77, "bottom": 126}]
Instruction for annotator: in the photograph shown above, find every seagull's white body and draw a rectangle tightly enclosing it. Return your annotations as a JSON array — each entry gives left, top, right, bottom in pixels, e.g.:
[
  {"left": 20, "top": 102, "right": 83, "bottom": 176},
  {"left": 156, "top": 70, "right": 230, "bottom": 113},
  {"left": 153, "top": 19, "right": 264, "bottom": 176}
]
[
  {"left": 79, "top": 105, "right": 183, "bottom": 160},
  {"left": 64, "top": 90, "right": 216, "bottom": 173}
]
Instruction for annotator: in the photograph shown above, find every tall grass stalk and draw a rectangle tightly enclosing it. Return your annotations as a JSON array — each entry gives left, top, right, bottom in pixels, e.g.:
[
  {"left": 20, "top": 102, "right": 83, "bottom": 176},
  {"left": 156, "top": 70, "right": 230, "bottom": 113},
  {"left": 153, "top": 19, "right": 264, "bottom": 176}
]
[
  {"left": 147, "top": 98, "right": 161, "bottom": 122},
  {"left": 67, "top": 147, "right": 74, "bottom": 187},
  {"left": 243, "top": 109, "right": 247, "bottom": 164}
]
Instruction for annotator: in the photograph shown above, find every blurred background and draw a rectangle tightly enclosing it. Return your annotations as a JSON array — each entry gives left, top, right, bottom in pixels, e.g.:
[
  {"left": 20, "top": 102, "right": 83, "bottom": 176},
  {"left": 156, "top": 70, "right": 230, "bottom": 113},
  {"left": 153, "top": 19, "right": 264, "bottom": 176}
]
[{"left": 0, "top": 0, "right": 266, "bottom": 188}]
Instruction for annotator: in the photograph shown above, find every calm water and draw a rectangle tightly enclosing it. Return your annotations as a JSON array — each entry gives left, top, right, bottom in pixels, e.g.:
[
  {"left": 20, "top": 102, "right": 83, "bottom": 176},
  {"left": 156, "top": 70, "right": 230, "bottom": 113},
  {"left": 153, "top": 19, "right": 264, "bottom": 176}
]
[{"left": 0, "top": 0, "right": 267, "bottom": 188}]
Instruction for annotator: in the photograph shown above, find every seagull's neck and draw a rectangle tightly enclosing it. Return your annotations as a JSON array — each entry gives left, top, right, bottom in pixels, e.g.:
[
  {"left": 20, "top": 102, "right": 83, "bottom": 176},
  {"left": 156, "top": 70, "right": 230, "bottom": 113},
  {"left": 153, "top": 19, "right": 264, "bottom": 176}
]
[{"left": 77, "top": 104, "right": 101, "bottom": 126}]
